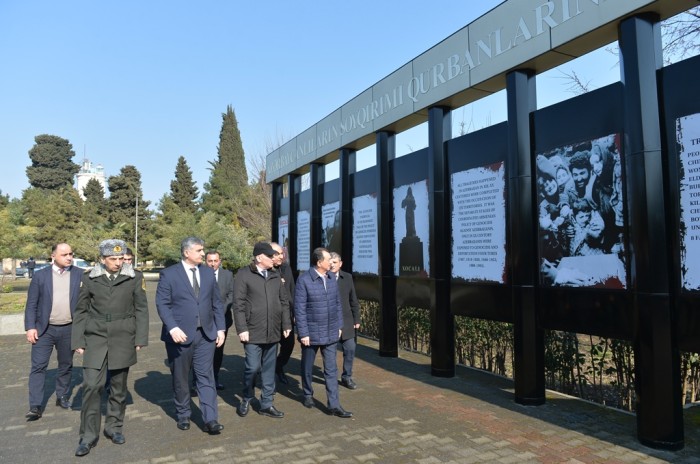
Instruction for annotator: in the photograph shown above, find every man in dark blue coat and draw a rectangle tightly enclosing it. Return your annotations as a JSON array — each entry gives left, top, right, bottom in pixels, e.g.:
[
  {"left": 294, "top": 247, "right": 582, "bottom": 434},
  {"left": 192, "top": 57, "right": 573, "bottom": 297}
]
[
  {"left": 295, "top": 247, "right": 352, "bottom": 418},
  {"left": 24, "top": 243, "right": 82, "bottom": 420},
  {"left": 156, "top": 237, "right": 226, "bottom": 434}
]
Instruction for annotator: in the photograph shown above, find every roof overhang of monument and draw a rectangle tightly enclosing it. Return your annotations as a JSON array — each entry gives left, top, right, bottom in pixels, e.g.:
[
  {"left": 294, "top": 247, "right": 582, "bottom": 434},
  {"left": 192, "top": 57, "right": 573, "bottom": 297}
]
[{"left": 266, "top": 0, "right": 697, "bottom": 182}]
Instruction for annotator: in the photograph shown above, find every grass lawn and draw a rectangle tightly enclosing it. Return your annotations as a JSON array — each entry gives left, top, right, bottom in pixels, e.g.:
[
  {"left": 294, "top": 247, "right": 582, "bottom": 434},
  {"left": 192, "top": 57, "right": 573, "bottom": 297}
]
[{"left": 0, "top": 277, "right": 30, "bottom": 315}]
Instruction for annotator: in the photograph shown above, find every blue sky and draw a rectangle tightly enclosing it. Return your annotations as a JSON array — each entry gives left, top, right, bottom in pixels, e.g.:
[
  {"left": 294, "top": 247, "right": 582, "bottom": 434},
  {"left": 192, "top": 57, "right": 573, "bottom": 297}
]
[{"left": 0, "top": 1, "right": 621, "bottom": 205}]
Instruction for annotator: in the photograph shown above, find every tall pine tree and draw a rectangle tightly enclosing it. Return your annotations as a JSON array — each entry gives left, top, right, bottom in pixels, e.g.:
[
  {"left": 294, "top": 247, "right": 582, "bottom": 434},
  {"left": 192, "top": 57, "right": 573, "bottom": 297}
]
[
  {"left": 169, "top": 156, "right": 199, "bottom": 214},
  {"left": 26, "top": 134, "right": 80, "bottom": 190},
  {"left": 201, "top": 105, "right": 248, "bottom": 219},
  {"left": 107, "top": 165, "right": 152, "bottom": 255}
]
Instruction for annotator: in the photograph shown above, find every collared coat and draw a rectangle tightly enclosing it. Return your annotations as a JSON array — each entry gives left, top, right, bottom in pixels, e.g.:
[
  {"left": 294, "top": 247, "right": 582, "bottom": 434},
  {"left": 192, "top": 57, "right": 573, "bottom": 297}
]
[
  {"left": 337, "top": 270, "right": 360, "bottom": 340},
  {"left": 233, "top": 263, "right": 291, "bottom": 344},
  {"left": 25, "top": 265, "right": 83, "bottom": 334},
  {"left": 71, "top": 264, "right": 149, "bottom": 370},
  {"left": 294, "top": 268, "right": 343, "bottom": 346}
]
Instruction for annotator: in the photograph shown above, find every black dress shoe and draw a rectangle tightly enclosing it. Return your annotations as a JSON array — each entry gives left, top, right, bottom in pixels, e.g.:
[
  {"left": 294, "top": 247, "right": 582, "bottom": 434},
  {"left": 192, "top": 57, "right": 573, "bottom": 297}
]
[
  {"left": 104, "top": 430, "right": 126, "bottom": 444},
  {"left": 340, "top": 378, "right": 358, "bottom": 390},
  {"left": 237, "top": 399, "right": 250, "bottom": 417},
  {"left": 303, "top": 396, "right": 314, "bottom": 409},
  {"left": 329, "top": 406, "right": 353, "bottom": 418},
  {"left": 177, "top": 418, "right": 190, "bottom": 430},
  {"left": 276, "top": 371, "right": 289, "bottom": 385},
  {"left": 75, "top": 439, "right": 97, "bottom": 457},
  {"left": 203, "top": 420, "right": 224, "bottom": 434},
  {"left": 25, "top": 406, "right": 42, "bottom": 421},
  {"left": 56, "top": 395, "right": 71, "bottom": 409},
  {"left": 258, "top": 406, "right": 284, "bottom": 418},
  {"left": 215, "top": 382, "right": 225, "bottom": 391}
]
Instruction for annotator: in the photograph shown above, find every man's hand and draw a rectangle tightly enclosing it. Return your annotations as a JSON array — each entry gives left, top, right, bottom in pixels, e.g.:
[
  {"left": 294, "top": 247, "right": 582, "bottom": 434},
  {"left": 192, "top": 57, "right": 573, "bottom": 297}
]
[
  {"left": 136, "top": 345, "right": 145, "bottom": 351},
  {"left": 282, "top": 329, "right": 291, "bottom": 338},
  {"left": 216, "top": 330, "right": 226, "bottom": 347},
  {"left": 75, "top": 348, "right": 85, "bottom": 355},
  {"left": 354, "top": 323, "right": 360, "bottom": 329},
  {"left": 238, "top": 331, "right": 249, "bottom": 343},
  {"left": 300, "top": 336, "right": 310, "bottom": 346},
  {"left": 169, "top": 327, "right": 187, "bottom": 344},
  {"left": 26, "top": 329, "right": 38, "bottom": 344}
]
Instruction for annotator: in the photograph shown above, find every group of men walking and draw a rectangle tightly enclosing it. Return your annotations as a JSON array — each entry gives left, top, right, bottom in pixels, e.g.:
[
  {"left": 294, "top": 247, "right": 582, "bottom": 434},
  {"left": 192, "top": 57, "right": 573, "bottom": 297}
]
[{"left": 23, "top": 237, "right": 361, "bottom": 457}]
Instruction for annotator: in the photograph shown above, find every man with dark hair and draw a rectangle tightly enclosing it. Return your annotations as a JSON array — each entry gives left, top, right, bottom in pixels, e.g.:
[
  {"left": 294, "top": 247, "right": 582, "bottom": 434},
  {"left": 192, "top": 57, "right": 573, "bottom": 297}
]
[
  {"left": 295, "top": 247, "right": 352, "bottom": 418},
  {"left": 271, "top": 241, "right": 296, "bottom": 385},
  {"left": 234, "top": 242, "right": 291, "bottom": 419},
  {"left": 206, "top": 250, "right": 235, "bottom": 390},
  {"left": 566, "top": 150, "right": 592, "bottom": 205},
  {"left": 123, "top": 248, "right": 134, "bottom": 267},
  {"left": 156, "top": 237, "right": 226, "bottom": 434},
  {"left": 24, "top": 243, "right": 82, "bottom": 421},
  {"left": 71, "top": 239, "right": 149, "bottom": 456},
  {"left": 329, "top": 252, "right": 361, "bottom": 390}
]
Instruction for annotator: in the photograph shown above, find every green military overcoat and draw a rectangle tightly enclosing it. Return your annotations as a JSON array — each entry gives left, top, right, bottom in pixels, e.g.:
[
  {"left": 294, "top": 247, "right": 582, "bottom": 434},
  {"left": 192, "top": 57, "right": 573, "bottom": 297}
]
[{"left": 71, "top": 264, "right": 149, "bottom": 370}]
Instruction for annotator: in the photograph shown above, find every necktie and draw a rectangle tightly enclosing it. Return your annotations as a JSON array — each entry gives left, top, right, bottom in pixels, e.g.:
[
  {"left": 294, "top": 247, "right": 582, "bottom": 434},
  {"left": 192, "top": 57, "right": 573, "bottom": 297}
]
[
  {"left": 264, "top": 270, "right": 268, "bottom": 279},
  {"left": 191, "top": 268, "right": 200, "bottom": 297},
  {"left": 109, "top": 274, "right": 115, "bottom": 281},
  {"left": 58, "top": 268, "right": 65, "bottom": 275}
]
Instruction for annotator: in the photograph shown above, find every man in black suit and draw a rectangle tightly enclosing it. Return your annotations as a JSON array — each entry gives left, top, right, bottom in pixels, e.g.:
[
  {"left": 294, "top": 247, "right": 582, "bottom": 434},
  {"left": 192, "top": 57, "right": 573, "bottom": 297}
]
[
  {"left": 24, "top": 243, "right": 82, "bottom": 420},
  {"left": 206, "top": 250, "right": 235, "bottom": 390},
  {"left": 272, "top": 242, "right": 296, "bottom": 385},
  {"left": 156, "top": 237, "right": 226, "bottom": 434},
  {"left": 329, "top": 252, "right": 361, "bottom": 390}
]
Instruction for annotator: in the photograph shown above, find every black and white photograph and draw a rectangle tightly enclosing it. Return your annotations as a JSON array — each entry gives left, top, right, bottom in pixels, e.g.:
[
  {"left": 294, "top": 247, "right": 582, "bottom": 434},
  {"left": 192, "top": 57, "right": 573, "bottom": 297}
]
[{"left": 536, "top": 134, "right": 627, "bottom": 288}]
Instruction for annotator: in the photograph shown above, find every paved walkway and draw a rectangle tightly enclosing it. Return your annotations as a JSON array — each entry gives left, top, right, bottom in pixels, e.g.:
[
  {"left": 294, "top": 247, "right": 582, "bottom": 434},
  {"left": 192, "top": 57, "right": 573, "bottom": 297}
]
[{"left": 1, "top": 281, "right": 698, "bottom": 463}]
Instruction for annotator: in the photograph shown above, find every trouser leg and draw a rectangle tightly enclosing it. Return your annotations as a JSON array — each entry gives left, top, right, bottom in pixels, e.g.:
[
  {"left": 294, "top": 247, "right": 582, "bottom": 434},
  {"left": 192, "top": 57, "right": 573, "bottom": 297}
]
[
  {"left": 340, "top": 337, "right": 356, "bottom": 380},
  {"left": 80, "top": 358, "right": 108, "bottom": 443},
  {"left": 28, "top": 330, "right": 54, "bottom": 408},
  {"left": 104, "top": 367, "right": 129, "bottom": 434},
  {"left": 242, "top": 343, "right": 262, "bottom": 401},
  {"left": 259, "top": 343, "right": 278, "bottom": 409},
  {"left": 276, "top": 328, "right": 295, "bottom": 373},
  {"left": 320, "top": 343, "right": 340, "bottom": 409},
  {"left": 300, "top": 345, "right": 318, "bottom": 398},
  {"left": 54, "top": 324, "right": 74, "bottom": 398}
]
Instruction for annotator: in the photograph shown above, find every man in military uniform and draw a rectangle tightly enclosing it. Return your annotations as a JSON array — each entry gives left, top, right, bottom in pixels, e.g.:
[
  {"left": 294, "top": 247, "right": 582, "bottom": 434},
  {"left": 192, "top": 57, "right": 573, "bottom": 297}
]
[{"left": 71, "top": 239, "right": 149, "bottom": 457}]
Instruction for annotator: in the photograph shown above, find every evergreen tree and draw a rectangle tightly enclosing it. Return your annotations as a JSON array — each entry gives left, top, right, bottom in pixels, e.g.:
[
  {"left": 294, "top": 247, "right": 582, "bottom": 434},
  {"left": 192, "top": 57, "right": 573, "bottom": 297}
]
[
  {"left": 83, "top": 178, "right": 106, "bottom": 205},
  {"left": 82, "top": 178, "right": 108, "bottom": 227},
  {"left": 169, "top": 156, "right": 199, "bottom": 214},
  {"left": 201, "top": 105, "right": 248, "bottom": 218},
  {"left": 107, "top": 165, "right": 152, "bottom": 256},
  {"left": 26, "top": 134, "right": 80, "bottom": 190}
]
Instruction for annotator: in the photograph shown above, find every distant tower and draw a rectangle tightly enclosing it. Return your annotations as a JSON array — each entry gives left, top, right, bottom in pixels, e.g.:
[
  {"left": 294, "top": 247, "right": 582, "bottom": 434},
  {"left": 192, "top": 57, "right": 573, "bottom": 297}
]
[{"left": 75, "top": 158, "right": 107, "bottom": 200}]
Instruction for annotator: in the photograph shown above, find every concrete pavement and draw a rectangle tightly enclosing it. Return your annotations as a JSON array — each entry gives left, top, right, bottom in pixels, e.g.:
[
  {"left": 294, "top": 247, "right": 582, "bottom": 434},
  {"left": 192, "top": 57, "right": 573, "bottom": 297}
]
[{"left": 1, "top": 280, "right": 698, "bottom": 463}]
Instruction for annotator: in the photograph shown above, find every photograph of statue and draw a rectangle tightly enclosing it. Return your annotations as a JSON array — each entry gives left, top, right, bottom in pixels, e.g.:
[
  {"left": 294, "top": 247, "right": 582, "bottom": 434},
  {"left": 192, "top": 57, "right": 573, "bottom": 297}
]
[{"left": 394, "top": 180, "right": 429, "bottom": 277}]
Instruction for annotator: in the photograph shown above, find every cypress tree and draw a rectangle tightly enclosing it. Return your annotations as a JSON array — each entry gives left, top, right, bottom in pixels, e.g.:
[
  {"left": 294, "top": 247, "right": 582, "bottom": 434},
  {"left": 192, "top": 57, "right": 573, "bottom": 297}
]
[
  {"left": 26, "top": 134, "right": 80, "bottom": 190},
  {"left": 169, "top": 156, "right": 199, "bottom": 214},
  {"left": 201, "top": 105, "right": 248, "bottom": 218}
]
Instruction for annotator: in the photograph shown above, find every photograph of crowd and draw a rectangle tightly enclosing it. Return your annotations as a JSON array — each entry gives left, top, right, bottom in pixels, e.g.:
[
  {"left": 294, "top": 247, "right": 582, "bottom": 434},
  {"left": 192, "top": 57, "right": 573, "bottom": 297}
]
[{"left": 537, "top": 134, "right": 627, "bottom": 288}]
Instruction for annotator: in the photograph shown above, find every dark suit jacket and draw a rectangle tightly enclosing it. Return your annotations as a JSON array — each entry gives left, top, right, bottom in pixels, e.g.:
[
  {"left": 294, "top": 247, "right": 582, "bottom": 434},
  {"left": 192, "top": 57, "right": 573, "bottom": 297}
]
[
  {"left": 156, "top": 262, "right": 225, "bottom": 343},
  {"left": 217, "top": 268, "right": 234, "bottom": 329},
  {"left": 24, "top": 265, "right": 83, "bottom": 335},
  {"left": 337, "top": 270, "right": 360, "bottom": 340}
]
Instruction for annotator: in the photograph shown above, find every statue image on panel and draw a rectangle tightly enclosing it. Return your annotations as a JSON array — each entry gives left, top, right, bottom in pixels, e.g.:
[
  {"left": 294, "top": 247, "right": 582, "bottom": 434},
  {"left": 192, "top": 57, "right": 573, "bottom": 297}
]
[
  {"left": 278, "top": 215, "right": 289, "bottom": 262},
  {"left": 537, "top": 133, "right": 627, "bottom": 288},
  {"left": 394, "top": 180, "right": 429, "bottom": 277},
  {"left": 451, "top": 161, "right": 507, "bottom": 283},
  {"left": 677, "top": 112, "right": 700, "bottom": 291},
  {"left": 296, "top": 210, "right": 311, "bottom": 271},
  {"left": 352, "top": 194, "right": 379, "bottom": 275},
  {"left": 321, "top": 201, "right": 341, "bottom": 254}
]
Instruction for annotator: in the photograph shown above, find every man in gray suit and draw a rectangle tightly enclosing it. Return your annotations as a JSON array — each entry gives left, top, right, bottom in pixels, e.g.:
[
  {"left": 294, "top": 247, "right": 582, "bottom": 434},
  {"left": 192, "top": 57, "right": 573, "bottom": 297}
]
[
  {"left": 206, "top": 250, "right": 234, "bottom": 390},
  {"left": 329, "top": 252, "right": 361, "bottom": 390},
  {"left": 156, "top": 237, "right": 225, "bottom": 434}
]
